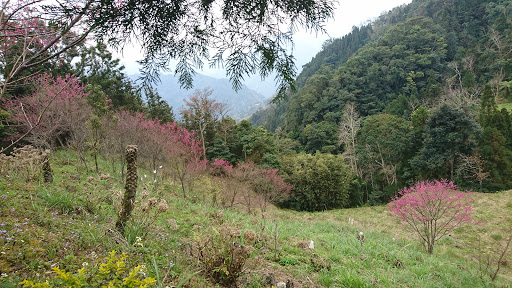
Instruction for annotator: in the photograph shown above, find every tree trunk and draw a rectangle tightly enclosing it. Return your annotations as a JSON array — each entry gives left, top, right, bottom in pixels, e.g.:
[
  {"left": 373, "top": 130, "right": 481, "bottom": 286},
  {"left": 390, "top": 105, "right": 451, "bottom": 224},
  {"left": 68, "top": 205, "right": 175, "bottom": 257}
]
[
  {"left": 116, "top": 145, "right": 138, "bottom": 236},
  {"left": 42, "top": 155, "right": 53, "bottom": 183},
  {"left": 94, "top": 152, "right": 99, "bottom": 174}
]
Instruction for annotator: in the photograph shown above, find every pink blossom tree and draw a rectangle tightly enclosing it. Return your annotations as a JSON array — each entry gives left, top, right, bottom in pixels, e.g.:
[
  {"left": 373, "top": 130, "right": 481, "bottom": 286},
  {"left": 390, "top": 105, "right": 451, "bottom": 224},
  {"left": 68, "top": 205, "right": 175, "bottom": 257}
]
[
  {"left": 233, "top": 161, "right": 292, "bottom": 212},
  {"left": 2, "top": 73, "right": 91, "bottom": 149},
  {"left": 106, "top": 110, "right": 206, "bottom": 196},
  {"left": 389, "top": 180, "right": 474, "bottom": 254},
  {"left": 0, "top": 0, "right": 94, "bottom": 98}
]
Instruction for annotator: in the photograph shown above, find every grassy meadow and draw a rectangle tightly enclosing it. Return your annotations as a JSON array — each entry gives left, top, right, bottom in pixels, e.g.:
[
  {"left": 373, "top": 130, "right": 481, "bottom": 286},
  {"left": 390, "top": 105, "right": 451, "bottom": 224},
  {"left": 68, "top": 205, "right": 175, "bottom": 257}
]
[{"left": 0, "top": 149, "right": 510, "bottom": 287}]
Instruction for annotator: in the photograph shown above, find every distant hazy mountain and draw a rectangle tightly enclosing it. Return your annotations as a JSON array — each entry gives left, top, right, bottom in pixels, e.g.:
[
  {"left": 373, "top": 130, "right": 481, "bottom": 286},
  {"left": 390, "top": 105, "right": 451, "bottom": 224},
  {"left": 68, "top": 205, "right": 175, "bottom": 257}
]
[
  {"left": 243, "top": 75, "right": 278, "bottom": 99},
  {"left": 129, "top": 73, "right": 269, "bottom": 120}
]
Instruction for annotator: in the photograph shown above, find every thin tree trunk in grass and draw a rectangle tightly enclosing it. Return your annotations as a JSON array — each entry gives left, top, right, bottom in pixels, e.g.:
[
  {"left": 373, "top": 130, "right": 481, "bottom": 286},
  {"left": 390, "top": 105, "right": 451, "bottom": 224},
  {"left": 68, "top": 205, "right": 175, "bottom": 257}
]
[
  {"left": 94, "top": 153, "right": 99, "bottom": 174},
  {"left": 116, "top": 145, "right": 138, "bottom": 236},
  {"left": 42, "top": 155, "right": 53, "bottom": 183}
]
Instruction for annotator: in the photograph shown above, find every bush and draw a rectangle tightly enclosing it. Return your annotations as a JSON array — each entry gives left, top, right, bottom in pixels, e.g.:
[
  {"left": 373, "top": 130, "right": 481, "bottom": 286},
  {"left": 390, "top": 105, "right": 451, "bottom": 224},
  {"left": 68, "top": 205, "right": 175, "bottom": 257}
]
[
  {"left": 389, "top": 180, "right": 474, "bottom": 254},
  {"left": 194, "top": 225, "right": 252, "bottom": 286},
  {"left": 20, "top": 251, "right": 156, "bottom": 287},
  {"left": 0, "top": 146, "right": 50, "bottom": 181},
  {"left": 280, "top": 152, "right": 353, "bottom": 211}
]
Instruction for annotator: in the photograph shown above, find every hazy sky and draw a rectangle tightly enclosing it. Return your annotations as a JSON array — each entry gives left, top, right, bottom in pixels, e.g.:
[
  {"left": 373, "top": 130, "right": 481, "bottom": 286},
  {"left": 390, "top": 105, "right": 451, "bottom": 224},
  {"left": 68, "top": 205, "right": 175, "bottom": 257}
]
[{"left": 114, "top": 0, "right": 412, "bottom": 78}]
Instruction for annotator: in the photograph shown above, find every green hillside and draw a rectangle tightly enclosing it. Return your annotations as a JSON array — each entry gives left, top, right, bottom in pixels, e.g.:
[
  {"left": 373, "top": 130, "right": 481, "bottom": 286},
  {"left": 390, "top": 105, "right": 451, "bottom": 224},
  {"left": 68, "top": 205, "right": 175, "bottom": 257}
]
[
  {"left": 0, "top": 150, "right": 510, "bottom": 287},
  {"left": 250, "top": 0, "right": 512, "bottom": 198}
]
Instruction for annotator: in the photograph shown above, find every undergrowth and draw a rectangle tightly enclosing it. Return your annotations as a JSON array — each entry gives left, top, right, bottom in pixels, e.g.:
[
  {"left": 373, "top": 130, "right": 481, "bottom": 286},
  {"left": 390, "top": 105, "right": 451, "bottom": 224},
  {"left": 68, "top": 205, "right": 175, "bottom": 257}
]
[{"left": 0, "top": 148, "right": 510, "bottom": 287}]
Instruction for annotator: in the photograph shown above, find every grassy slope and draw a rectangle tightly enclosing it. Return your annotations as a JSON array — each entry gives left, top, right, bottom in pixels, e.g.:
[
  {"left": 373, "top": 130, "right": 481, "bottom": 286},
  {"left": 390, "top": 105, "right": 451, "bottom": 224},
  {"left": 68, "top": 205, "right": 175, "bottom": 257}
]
[{"left": 0, "top": 150, "right": 511, "bottom": 287}]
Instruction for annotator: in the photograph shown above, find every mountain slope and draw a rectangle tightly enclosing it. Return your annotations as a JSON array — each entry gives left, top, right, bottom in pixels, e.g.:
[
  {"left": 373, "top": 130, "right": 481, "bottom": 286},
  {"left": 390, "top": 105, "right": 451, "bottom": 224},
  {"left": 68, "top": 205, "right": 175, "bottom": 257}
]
[
  {"left": 130, "top": 73, "right": 269, "bottom": 120},
  {"left": 1, "top": 150, "right": 511, "bottom": 286},
  {"left": 252, "top": 0, "right": 512, "bottom": 150}
]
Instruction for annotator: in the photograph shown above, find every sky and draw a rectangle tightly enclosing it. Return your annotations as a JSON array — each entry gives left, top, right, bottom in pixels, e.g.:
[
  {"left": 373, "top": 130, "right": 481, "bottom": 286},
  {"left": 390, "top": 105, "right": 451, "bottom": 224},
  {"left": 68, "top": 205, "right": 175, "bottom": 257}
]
[{"left": 114, "top": 0, "right": 412, "bottom": 80}]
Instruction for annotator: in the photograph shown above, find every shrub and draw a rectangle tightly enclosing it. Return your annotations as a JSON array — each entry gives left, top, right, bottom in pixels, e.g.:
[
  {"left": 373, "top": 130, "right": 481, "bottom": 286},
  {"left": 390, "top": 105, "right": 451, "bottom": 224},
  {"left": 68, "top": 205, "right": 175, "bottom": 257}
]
[
  {"left": 20, "top": 251, "right": 156, "bottom": 287},
  {"left": 232, "top": 162, "right": 292, "bottom": 212},
  {"left": 0, "top": 145, "right": 50, "bottom": 181},
  {"left": 194, "top": 225, "right": 252, "bottom": 286},
  {"left": 280, "top": 152, "right": 353, "bottom": 211},
  {"left": 389, "top": 180, "right": 474, "bottom": 254},
  {"left": 2, "top": 74, "right": 91, "bottom": 149}
]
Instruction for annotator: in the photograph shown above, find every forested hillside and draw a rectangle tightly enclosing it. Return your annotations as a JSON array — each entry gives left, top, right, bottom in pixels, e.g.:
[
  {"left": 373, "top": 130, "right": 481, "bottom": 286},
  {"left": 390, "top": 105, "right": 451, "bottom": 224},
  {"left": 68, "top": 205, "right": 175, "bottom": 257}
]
[
  {"left": 1, "top": 0, "right": 512, "bottom": 286},
  {"left": 251, "top": 0, "right": 512, "bottom": 200}
]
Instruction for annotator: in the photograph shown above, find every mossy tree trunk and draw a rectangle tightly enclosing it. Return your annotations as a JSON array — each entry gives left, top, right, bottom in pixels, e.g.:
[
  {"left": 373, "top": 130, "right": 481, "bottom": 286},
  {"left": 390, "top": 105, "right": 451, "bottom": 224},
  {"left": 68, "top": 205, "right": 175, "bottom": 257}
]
[
  {"left": 42, "top": 155, "right": 53, "bottom": 183},
  {"left": 116, "top": 145, "right": 137, "bottom": 236}
]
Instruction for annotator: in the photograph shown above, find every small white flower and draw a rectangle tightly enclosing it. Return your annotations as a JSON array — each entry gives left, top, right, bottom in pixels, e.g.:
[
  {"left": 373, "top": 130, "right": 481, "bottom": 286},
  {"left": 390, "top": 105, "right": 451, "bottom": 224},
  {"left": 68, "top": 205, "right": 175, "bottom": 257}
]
[
  {"left": 1, "top": 273, "right": 8, "bottom": 278},
  {"left": 82, "top": 262, "right": 89, "bottom": 267},
  {"left": 153, "top": 170, "right": 157, "bottom": 174},
  {"left": 144, "top": 174, "right": 147, "bottom": 178},
  {"left": 159, "top": 165, "right": 163, "bottom": 169},
  {"left": 135, "top": 236, "right": 144, "bottom": 247}
]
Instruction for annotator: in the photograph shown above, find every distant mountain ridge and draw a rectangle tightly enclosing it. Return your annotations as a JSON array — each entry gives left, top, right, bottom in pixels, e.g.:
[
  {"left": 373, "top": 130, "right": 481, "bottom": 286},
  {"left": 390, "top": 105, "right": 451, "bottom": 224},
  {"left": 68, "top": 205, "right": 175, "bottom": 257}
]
[{"left": 129, "top": 73, "right": 270, "bottom": 120}]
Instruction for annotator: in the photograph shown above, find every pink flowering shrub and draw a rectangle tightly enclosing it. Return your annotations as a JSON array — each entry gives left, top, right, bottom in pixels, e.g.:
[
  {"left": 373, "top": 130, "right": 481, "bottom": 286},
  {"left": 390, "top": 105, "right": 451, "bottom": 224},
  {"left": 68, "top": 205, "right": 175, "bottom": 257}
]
[
  {"left": 235, "top": 162, "right": 292, "bottom": 212},
  {"left": 210, "top": 159, "right": 234, "bottom": 176},
  {"left": 389, "top": 180, "right": 474, "bottom": 254},
  {"left": 2, "top": 74, "right": 91, "bottom": 148}
]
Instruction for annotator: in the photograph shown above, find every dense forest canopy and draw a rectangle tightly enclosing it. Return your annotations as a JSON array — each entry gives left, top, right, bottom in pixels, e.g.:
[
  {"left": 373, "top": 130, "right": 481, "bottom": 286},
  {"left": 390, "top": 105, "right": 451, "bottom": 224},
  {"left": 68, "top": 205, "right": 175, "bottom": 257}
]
[{"left": 250, "top": 0, "right": 512, "bottom": 200}]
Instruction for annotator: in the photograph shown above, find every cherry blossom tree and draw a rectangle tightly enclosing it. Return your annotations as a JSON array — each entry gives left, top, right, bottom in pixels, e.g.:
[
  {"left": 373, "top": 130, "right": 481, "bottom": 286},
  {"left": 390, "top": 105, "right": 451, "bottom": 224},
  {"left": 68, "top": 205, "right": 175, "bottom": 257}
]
[
  {"left": 2, "top": 73, "right": 91, "bottom": 149},
  {"left": 389, "top": 180, "right": 474, "bottom": 254},
  {"left": 0, "top": 0, "right": 94, "bottom": 98}
]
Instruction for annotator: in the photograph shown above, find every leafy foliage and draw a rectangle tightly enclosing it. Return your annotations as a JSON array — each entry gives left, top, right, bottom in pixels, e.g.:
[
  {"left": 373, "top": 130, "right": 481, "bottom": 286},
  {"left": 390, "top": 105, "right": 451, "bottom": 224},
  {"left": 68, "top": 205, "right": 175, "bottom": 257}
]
[
  {"left": 356, "top": 114, "right": 412, "bottom": 203},
  {"left": 90, "top": 0, "right": 336, "bottom": 100},
  {"left": 20, "top": 251, "right": 156, "bottom": 287},
  {"left": 412, "top": 104, "right": 481, "bottom": 180},
  {"left": 280, "top": 152, "right": 352, "bottom": 211}
]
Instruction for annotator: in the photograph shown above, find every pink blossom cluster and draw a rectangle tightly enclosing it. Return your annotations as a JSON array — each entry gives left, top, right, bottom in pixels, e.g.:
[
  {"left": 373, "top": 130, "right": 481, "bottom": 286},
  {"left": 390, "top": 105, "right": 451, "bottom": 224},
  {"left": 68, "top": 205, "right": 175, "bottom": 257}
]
[
  {"left": 2, "top": 73, "right": 91, "bottom": 147},
  {"left": 210, "top": 158, "right": 233, "bottom": 176},
  {"left": 236, "top": 162, "right": 293, "bottom": 205},
  {"left": 1, "top": 1, "right": 83, "bottom": 59},
  {"left": 389, "top": 180, "right": 473, "bottom": 224},
  {"left": 112, "top": 111, "right": 204, "bottom": 167},
  {"left": 388, "top": 179, "right": 474, "bottom": 253}
]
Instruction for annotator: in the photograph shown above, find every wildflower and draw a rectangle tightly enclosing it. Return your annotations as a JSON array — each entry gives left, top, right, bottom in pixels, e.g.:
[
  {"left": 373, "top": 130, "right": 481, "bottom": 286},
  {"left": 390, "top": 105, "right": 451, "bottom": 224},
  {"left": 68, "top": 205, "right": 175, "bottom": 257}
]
[
  {"left": 1, "top": 273, "right": 7, "bottom": 278},
  {"left": 139, "top": 264, "right": 147, "bottom": 276},
  {"left": 135, "top": 236, "right": 144, "bottom": 247},
  {"left": 357, "top": 231, "right": 365, "bottom": 243},
  {"left": 82, "top": 262, "right": 88, "bottom": 268},
  {"left": 159, "top": 165, "right": 163, "bottom": 169},
  {"left": 153, "top": 170, "right": 157, "bottom": 174}
]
